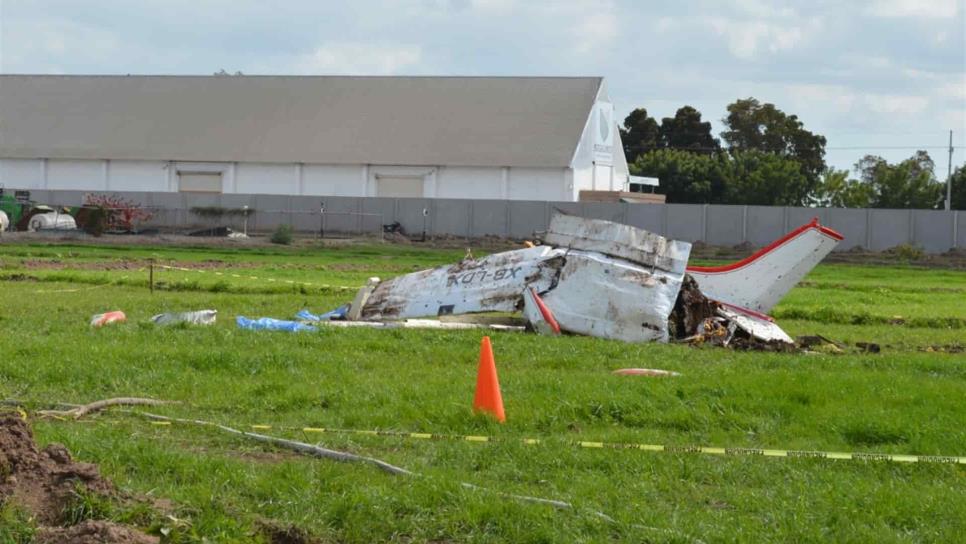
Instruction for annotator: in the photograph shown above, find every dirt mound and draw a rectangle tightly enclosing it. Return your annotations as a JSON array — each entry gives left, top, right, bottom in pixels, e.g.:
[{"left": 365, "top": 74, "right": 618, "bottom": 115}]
[
  {"left": 0, "top": 416, "right": 112, "bottom": 524},
  {"left": 35, "top": 520, "right": 158, "bottom": 544},
  {"left": 0, "top": 416, "right": 158, "bottom": 543},
  {"left": 258, "top": 519, "right": 323, "bottom": 544}
]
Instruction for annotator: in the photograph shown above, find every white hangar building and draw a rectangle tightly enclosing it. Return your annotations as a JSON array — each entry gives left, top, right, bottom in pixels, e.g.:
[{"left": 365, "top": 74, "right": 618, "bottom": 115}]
[{"left": 0, "top": 75, "right": 630, "bottom": 201}]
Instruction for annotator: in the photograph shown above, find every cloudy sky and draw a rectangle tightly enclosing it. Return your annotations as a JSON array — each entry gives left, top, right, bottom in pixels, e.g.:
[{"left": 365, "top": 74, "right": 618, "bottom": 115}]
[{"left": 1, "top": 0, "right": 963, "bottom": 173}]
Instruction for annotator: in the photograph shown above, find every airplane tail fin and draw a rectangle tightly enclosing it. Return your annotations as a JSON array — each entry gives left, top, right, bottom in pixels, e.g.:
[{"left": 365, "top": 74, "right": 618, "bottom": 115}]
[{"left": 686, "top": 218, "right": 843, "bottom": 313}]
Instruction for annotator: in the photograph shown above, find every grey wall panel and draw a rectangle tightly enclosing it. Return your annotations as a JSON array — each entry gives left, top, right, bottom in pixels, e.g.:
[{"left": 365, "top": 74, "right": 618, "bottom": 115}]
[
  {"left": 509, "top": 201, "right": 549, "bottom": 238},
  {"left": 23, "top": 189, "right": 51, "bottom": 205},
  {"left": 395, "top": 198, "right": 433, "bottom": 237},
  {"left": 109, "top": 191, "right": 152, "bottom": 205},
  {"left": 957, "top": 212, "right": 965, "bottom": 249},
  {"left": 47, "top": 190, "right": 87, "bottom": 206},
  {"left": 147, "top": 192, "right": 183, "bottom": 209},
  {"left": 183, "top": 193, "right": 221, "bottom": 208},
  {"left": 471, "top": 200, "right": 508, "bottom": 237},
  {"left": 432, "top": 199, "right": 471, "bottom": 237},
  {"left": 549, "top": 201, "right": 581, "bottom": 218},
  {"left": 182, "top": 193, "right": 223, "bottom": 227},
  {"left": 826, "top": 208, "right": 867, "bottom": 250},
  {"left": 317, "top": 196, "right": 359, "bottom": 213},
  {"left": 145, "top": 192, "right": 185, "bottom": 229},
  {"left": 869, "top": 209, "right": 910, "bottom": 251},
  {"left": 315, "top": 197, "right": 362, "bottom": 234},
  {"left": 220, "top": 194, "right": 255, "bottom": 209},
  {"left": 208, "top": 194, "right": 255, "bottom": 232},
  {"left": 291, "top": 195, "right": 323, "bottom": 213},
  {"left": 744, "top": 206, "right": 784, "bottom": 246},
  {"left": 913, "top": 210, "right": 954, "bottom": 252},
  {"left": 624, "top": 203, "right": 663, "bottom": 234},
  {"left": 360, "top": 197, "right": 396, "bottom": 233},
  {"left": 705, "top": 205, "right": 743, "bottom": 246},
  {"left": 580, "top": 202, "right": 625, "bottom": 223},
  {"left": 664, "top": 204, "right": 704, "bottom": 242},
  {"left": 253, "top": 195, "right": 290, "bottom": 230}
]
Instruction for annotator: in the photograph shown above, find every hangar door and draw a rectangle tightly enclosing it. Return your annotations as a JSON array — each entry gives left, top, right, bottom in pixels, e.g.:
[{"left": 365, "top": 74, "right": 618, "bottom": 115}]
[
  {"left": 593, "top": 164, "right": 613, "bottom": 190},
  {"left": 376, "top": 175, "right": 424, "bottom": 198},
  {"left": 178, "top": 172, "right": 222, "bottom": 193}
]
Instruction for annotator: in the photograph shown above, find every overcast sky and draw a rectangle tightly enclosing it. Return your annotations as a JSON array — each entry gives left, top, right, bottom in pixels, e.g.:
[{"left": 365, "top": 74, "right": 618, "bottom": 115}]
[{"left": 1, "top": 0, "right": 963, "bottom": 174}]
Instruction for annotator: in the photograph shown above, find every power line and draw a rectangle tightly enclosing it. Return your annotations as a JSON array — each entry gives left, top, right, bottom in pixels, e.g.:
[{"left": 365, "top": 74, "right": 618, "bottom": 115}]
[
  {"left": 825, "top": 146, "right": 952, "bottom": 151},
  {"left": 625, "top": 144, "right": 958, "bottom": 152}
]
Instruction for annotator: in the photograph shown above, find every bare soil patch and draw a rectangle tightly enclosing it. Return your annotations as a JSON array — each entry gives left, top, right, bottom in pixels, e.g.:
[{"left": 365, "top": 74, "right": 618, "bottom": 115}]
[
  {"left": 0, "top": 415, "right": 157, "bottom": 543},
  {"left": 258, "top": 519, "right": 324, "bottom": 544},
  {"left": 18, "top": 258, "right": 257, "bottom": 271},
  {"left": 35, "top": 520, "right": 158, "bottom": 544}
]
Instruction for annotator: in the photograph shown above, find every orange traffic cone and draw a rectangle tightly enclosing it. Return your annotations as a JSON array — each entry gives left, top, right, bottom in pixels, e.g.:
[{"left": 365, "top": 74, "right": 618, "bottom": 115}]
[{"left": 473, "top": 336, "right": 506, "bottom": 423}]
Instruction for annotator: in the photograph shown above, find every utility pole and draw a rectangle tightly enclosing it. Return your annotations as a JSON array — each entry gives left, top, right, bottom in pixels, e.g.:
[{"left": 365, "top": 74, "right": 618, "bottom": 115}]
[{"left": 946, "top": 130, "right": 954, "bottom": 211}]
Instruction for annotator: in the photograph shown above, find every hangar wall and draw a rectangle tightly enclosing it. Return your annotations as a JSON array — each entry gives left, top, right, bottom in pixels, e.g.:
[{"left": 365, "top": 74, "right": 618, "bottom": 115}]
[{"left": 0, "top": 158, "right": 570, "bottom": 201}]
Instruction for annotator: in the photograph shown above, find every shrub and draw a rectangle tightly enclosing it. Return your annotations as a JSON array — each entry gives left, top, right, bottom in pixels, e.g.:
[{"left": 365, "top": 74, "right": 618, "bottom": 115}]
[
  {"left": 270, "top": 224, "right": 293, "bottom": 245},
  {"left": 80, "top": 206, "right": 107, "bottom": 237},
  {"left": 887, "top": 243, "right": 924, "bottom": 261},
  {"left": 82, "top": 193, "right": 154, "bottom": 232}
]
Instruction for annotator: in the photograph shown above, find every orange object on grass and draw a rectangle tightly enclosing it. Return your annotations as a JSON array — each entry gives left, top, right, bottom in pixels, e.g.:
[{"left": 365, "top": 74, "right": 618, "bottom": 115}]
[
  {"left": 90, "top": 311, "right": 126, "bottom": 327},
  {"left": 472, "top": 336, "right": 505, "bottom": 423}
]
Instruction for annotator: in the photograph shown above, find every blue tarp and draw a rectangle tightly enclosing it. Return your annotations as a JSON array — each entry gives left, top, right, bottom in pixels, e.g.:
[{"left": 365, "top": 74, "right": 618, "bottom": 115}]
[
  {"left": 236, "top": 316, "right": 317, "bottom": 332},
  {"left": 295, "top": 304, "right": 349, "bottom": 322}
]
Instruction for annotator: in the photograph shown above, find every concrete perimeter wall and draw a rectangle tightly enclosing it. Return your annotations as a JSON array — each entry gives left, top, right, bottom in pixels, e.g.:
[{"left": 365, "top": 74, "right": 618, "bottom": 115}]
[{"left": 11, "top": 189, "right": 964, "bottom": 253}]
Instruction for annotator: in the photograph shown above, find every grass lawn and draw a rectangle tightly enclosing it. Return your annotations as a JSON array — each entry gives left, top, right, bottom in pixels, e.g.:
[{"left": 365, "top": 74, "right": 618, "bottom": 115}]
[{"left": 0, "top": 241, "right": 964, "bottom": 543}]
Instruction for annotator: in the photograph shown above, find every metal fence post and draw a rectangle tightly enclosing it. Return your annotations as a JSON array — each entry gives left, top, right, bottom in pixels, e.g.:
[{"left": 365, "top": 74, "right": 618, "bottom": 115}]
[{"left": 953, "top": 211, "right": 960, "bottom": 249}]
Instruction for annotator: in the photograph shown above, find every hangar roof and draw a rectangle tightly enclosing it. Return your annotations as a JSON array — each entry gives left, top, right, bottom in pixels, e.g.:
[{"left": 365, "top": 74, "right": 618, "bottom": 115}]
[{"left": 0, "top": 75, "right": 603, "bottom": 168}]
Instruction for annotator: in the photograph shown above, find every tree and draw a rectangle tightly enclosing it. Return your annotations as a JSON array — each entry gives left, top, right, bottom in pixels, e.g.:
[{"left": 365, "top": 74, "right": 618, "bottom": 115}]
[
  {"left": 855, "top": 151, "right": 943, "bottom": 209},
  {"left": 720, "top": 150, "right": 810, "bottom": 206},
  {"left": 721, "top": 98, "right": 827, "bottom": 189},
  {"left": 659, "top": 106, "right": 720, "bottom": 154},
  {"left": 620, "top": 108, "right": 661, "bottom": 164},
  {"left": 810, "top": 169, "right": 873, "bottom": 208},
  {"left": 945, "top": 163, "right": 966, "bottom": 210},
  {"left": 631, "top": 149, "right": 725, "bottom": 204}
]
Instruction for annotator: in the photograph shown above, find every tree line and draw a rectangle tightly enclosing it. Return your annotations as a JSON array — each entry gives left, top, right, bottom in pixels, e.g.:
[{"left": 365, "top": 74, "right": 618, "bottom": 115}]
[{"left": 622, "top": 98, "right": 965, "bottom": 209}]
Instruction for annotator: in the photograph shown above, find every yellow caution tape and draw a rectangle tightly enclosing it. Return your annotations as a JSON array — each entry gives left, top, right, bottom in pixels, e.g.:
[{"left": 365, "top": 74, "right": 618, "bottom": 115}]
[
  {"left": 155, "top": 264, "right": 359, "bottom": 291},
  {"left": 147, "top": 420, "right": 966, "bottom": 465}
]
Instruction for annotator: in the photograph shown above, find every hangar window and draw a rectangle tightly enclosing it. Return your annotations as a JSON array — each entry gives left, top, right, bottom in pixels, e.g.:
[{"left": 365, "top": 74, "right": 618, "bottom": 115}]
[{"left": 178, "top": 172, "right": 222, "bottom": 193}]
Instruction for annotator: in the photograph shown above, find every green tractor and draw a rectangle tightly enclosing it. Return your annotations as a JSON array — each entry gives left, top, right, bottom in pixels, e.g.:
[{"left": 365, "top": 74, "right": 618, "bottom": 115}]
[
  {"left": 0, "top": 188, "right": 31, "bottom": 231},
  {"left": 0, "top": 188, "right": 78, "bottom": 232}
]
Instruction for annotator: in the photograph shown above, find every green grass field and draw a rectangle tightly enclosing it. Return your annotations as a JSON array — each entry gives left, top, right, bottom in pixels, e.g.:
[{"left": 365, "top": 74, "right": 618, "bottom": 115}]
[{"left": 0, "top": 241, "right": 964, "bottom": 543}]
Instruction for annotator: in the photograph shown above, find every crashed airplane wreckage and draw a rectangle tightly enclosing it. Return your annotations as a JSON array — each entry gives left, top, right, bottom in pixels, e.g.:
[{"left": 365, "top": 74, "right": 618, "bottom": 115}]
[{"left": 322, "top": 213, "right": 843, "bottom": 347}]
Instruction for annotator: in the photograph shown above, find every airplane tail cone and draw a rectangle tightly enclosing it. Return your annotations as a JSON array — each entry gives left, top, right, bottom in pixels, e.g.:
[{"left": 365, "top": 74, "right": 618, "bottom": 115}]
[{"left": 473, "top": 336, "right": 505, "bottom": 423}]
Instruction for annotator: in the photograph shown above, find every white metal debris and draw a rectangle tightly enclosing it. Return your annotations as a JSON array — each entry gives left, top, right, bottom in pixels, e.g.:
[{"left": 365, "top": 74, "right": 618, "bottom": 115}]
[
  {"left": 336, "top": 213, "right": 842, "bottom": 347},
  {"left": 716, "top": 305, "right": 794, "bottom": 345}
]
